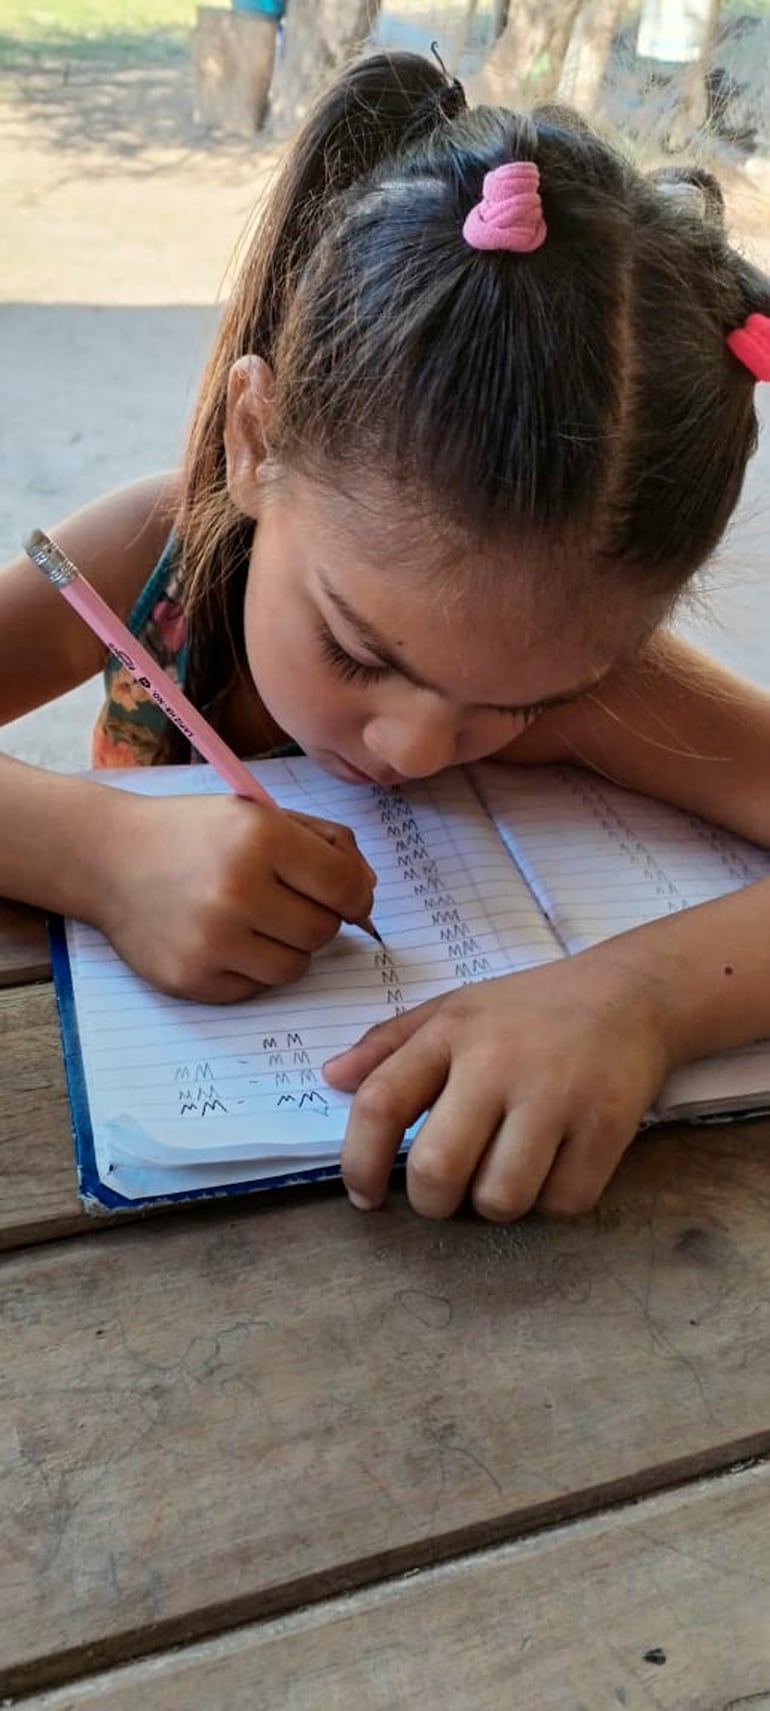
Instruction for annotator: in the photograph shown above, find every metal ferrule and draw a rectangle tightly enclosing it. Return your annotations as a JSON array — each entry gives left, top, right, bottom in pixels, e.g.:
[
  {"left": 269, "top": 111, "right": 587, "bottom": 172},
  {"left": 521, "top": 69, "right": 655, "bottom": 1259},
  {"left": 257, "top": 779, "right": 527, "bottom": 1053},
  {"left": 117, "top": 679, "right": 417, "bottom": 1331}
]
[{"left": 23, "top": 529, "right": 78, "bottom": 588}]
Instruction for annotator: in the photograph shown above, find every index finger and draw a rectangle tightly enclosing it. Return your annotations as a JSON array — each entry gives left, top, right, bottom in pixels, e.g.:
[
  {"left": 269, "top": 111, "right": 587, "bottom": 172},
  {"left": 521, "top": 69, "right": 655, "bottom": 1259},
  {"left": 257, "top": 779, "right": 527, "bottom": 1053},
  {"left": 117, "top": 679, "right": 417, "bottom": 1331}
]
[
  {"left": 288, "top": 810, "right": 377, "bottom": 879},
  {"left": 340, "top": 1023, "right": 452, "bottom": 1209},
  {"left": 274, "top": 811, "right": 377, "bottom": 923},
  {"left": 324, "top": 995, "right": 448, "bottom": 1090}
]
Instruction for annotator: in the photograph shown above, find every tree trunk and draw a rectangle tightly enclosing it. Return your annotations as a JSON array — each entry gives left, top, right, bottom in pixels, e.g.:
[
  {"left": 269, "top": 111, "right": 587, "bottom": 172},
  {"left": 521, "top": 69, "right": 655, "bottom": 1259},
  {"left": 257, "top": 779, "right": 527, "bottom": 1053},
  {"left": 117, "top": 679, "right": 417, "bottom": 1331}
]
[
  {"left": 636, "top": 0, "right": 721, "bottom": 148},
  {"left": 448, "top": 0, "right": 481, "bottom": 74},
  {"left": 670, "top": 0, "right": 721, "bottom": 145},
  {"left": 468, "top": 0, "right": 583, "bottom": 108},
  {"left": 268, "top": 0, "right": 382, "bottom": 133},
  {"left": 557, "top": 0, "right": 624, "bottom": 114},
  {"left": 192, "top": 7, "right": 276, "bottom": 136}
]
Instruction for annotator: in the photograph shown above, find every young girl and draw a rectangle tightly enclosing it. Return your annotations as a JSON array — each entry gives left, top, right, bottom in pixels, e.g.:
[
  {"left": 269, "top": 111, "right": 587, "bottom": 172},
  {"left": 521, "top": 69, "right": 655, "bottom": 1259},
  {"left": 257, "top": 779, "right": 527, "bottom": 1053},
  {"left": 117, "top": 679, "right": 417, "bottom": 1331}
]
[{"left": 3, "top": 52, "right": 770, "bottom": 1224}]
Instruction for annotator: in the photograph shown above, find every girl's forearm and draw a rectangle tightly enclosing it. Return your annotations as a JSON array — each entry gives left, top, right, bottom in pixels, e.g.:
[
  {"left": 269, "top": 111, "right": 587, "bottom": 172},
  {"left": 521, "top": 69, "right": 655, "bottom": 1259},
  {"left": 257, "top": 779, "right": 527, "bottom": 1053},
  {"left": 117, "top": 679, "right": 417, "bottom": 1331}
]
[
  {"left": 586, "top": 877, "right": 770, "bottom": 1069},
  {"left": 514, "top": 633, "right": 770, "bottom": 847},
  {"left": 0, "top": 751, "right": 123, "bottom": 924}
]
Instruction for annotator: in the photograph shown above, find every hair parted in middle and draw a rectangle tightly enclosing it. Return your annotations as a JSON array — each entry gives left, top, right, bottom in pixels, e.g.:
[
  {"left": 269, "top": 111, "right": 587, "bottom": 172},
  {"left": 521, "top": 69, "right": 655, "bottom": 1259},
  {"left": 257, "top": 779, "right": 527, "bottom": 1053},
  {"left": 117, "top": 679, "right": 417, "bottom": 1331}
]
[{"left": 177, "top": 50, "right": 770, "bottom": 723}]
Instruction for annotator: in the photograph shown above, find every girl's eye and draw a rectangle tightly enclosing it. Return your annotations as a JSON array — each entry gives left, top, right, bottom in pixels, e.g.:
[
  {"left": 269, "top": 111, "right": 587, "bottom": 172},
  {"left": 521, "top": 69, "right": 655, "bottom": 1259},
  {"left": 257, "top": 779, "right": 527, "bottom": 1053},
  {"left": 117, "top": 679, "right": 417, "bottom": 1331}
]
[
  {"left": 510, "top": 702, "right": 546, "bottom": 724},
  {"left": 318, "top": 624, "right": 548, "bottom": 722},
  {"left": 318, "top": 627, "right": 390, "bottom": 687}
]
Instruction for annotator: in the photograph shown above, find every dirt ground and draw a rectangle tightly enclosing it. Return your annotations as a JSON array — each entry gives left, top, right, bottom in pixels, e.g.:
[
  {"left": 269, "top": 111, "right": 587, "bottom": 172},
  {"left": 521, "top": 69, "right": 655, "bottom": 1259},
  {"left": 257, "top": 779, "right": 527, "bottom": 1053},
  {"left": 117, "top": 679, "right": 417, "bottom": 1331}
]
[
  {"left": 2, "top": 35, "right": 770, "bottom": 767},
  {"left": 1, "top": 44, "right": 286, "bottom": 763}
]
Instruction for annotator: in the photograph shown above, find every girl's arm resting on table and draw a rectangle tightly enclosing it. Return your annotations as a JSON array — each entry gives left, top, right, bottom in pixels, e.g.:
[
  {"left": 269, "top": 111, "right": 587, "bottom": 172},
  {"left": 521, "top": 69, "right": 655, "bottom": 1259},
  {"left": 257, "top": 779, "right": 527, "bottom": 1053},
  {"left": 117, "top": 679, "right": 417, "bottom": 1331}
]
[
  {"left": 0, "top": 753, "right": 129, "bottom": 923},
  {"left": 500, "top": 629, "right": 770, "bottom": 847},
  {"left": 329, "top": 876, "right": 770, "bottom": 1220},
  {"left": 331, "top": 630, "right": 770, "bottom": 1218},
  {"left": 0, "top": 472, "right": 377, "bottom": 1001},
  {"left": 0, "top": 749, "right": 377, "bottom": 1002},
  {"left": 331, "top": 618, "right": 770, "bottom": 1216},
  {"left": 0, "top": 471, "right": 179, "bottom": 723},
  {"left": 562, "top": 875, "right": 770, "bottom": 1070},
  {"left": 0, "top": 470, "right": 180, "bottom": 928}
]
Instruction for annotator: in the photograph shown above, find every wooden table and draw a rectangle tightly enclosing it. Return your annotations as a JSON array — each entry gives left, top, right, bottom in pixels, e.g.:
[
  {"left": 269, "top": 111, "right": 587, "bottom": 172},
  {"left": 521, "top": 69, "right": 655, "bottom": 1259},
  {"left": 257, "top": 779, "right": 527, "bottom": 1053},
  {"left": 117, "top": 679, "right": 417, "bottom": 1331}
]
[{"left": 3, "top": 900, "right": 770, "bottom": 1708}]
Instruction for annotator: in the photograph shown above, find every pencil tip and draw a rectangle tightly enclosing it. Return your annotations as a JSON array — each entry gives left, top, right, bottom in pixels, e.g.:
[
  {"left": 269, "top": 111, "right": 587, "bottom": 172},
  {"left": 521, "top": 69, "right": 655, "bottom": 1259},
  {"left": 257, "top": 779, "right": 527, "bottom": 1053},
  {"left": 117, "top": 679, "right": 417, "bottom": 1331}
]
[{"left": 361, "top": 917, "right": 384, "bottom": 946}]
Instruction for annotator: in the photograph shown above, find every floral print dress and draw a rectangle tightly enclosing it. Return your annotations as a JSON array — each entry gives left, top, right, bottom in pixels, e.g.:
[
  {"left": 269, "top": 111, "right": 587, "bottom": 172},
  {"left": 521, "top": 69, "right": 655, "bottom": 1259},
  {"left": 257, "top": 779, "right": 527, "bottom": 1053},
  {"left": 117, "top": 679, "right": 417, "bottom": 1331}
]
[{"left": 91, "top": 535, "right": 188, "bottom": 768}]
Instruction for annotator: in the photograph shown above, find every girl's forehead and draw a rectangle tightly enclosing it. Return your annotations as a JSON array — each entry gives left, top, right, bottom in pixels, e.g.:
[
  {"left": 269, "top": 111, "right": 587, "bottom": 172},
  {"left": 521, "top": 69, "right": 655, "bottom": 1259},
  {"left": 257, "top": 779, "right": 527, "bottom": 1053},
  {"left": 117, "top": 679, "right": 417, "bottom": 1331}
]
[
  {"left": 276, "top": 468, "right": 661, "bottom": 661},
  {"left": 320, "top": 556, "right": 617, "bottom": 698}
]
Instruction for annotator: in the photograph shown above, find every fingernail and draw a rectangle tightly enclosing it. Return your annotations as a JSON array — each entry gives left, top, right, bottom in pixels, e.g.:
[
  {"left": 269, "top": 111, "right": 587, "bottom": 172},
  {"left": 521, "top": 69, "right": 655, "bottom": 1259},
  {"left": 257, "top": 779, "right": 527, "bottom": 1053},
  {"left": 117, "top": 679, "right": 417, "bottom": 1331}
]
[{"left": 347, "top": 1190, "right": 375, "bottom": 1211}]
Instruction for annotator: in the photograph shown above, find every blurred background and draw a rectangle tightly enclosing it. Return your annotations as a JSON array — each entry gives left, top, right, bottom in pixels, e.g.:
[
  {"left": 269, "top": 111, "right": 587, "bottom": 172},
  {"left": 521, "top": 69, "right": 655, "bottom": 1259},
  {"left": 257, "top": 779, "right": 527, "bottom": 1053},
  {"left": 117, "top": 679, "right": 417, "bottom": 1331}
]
[{"left": 2, "top": 0, "right": 769, "bottom": 765}]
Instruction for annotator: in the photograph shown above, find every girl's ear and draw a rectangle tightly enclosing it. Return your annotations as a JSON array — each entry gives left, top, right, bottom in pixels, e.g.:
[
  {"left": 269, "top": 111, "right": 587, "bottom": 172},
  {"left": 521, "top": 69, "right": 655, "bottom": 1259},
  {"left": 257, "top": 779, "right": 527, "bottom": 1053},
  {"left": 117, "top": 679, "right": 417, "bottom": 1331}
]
[{"left": 223, "top": 356, "right": 276, "bottom": 515}]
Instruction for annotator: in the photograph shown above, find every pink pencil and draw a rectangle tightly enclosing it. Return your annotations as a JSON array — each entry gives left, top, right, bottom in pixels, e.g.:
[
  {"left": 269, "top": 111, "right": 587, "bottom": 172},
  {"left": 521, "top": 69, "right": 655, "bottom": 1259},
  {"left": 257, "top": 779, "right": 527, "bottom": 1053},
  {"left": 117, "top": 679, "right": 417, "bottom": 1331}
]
[{"left": 24, "top": 529, "right": 381, "bottom": 944}]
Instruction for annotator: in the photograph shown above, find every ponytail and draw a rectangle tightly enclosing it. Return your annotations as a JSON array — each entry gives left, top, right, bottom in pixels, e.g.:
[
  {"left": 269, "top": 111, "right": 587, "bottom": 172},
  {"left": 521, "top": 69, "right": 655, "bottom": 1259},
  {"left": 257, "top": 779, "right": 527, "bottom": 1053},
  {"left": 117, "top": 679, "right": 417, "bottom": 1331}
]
[
  {"left": 177, "top": 54, "right": 465, "bottom": 732},
  {"left": 218, "top": 52, "right": 464, "bottom": 373}
]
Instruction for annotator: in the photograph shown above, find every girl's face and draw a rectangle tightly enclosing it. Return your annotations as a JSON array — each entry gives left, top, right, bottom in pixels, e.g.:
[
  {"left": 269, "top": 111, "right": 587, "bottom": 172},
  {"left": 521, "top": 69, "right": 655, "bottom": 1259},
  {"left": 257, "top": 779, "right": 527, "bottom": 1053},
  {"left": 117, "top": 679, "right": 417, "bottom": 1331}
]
[{"left": 241, "top": 469, "right": 661, "bottom": 787}]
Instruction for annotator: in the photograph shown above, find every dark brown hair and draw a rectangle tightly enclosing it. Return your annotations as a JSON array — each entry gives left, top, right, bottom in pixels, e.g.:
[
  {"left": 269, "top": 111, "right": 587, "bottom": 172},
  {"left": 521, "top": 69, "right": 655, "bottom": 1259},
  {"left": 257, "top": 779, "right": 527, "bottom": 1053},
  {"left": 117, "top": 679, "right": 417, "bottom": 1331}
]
[{"left": 177, "top": 51, "right": 770, "bottom": 722}]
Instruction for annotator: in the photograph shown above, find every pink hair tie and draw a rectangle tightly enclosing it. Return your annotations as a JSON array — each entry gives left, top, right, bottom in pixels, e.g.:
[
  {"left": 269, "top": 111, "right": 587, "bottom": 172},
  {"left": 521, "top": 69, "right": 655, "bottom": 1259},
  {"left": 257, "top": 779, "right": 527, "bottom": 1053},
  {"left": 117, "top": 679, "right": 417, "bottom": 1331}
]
[
  {"left": 463, "top": 161, "right": 546, "bottom": 254},
  {"left": 726, "top": 312, "right": 770, "bottom": 381}
]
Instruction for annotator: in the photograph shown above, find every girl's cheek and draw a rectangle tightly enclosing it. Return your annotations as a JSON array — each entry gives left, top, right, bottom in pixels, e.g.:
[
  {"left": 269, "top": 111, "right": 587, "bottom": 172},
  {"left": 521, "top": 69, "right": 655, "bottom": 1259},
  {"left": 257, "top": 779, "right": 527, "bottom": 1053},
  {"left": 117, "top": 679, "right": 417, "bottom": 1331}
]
[{"left": 455, "top": 712, "right": 527, "bottom": 763}]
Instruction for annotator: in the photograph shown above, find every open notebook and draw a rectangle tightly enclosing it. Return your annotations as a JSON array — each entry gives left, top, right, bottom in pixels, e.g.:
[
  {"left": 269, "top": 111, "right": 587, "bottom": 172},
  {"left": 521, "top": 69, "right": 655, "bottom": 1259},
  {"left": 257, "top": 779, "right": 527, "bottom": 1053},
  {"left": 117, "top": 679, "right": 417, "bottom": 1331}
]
[{"left": 50, "top": 755, "right": 770, "bottom": 1210}]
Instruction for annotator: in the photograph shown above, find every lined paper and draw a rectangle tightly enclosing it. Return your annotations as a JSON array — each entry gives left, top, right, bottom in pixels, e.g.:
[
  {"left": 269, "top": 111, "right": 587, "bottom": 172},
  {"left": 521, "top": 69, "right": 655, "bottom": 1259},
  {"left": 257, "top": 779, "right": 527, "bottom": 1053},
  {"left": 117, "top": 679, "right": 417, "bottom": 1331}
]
[
  {"left": 473, "top": 762, "right": 770, "bottom": 1120},
  {"left": 66, "top": 758, "right": 562, "bottom": 1195},
  {"left": 474, "top": 762, "right": 770, "bottom": 953}
]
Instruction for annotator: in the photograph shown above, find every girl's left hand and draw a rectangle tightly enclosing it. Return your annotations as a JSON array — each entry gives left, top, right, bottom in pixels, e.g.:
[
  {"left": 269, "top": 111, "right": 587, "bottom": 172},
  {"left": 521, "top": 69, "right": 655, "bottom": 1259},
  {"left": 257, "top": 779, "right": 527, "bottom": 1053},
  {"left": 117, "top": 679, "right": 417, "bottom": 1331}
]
[{"left": 323, "top": 951, "right": 674, "bottom": 1221}]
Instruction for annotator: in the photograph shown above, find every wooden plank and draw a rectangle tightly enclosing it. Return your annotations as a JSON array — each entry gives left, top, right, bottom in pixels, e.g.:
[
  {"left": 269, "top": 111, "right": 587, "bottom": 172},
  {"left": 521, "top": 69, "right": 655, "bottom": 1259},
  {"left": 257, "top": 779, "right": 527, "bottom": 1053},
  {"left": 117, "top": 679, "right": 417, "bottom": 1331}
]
[
  {"left": 0, "top": 899, "right": 50, "bottom": 988},
  {"left": 5, "top": 1128, "right": 770, "bottom": 1695},
  {"left": 0, "top": 984, "right": 87, "bottom": 1246},
  {"left": 20, "top": 1461, "right": 770, "bottom": 1710}
]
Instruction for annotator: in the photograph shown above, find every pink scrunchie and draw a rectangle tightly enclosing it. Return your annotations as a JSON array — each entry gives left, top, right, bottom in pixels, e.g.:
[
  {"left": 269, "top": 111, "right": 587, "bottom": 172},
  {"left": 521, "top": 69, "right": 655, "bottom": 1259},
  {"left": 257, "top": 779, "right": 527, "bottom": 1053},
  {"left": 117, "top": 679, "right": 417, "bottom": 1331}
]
[
  {"left": 463, "top": 161, "right": 546, "bottom": 254},
  {"left": 726, "top": 312, "right": 770, "bottom": 382}
]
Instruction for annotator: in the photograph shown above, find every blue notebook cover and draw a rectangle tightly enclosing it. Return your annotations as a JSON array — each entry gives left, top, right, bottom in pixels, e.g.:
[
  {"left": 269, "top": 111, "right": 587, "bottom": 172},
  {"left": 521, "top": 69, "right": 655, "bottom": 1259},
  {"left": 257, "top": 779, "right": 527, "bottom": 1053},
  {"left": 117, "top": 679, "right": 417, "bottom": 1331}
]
[{"left": 48, "top": 913, "right": 355, "bottom": 1213}]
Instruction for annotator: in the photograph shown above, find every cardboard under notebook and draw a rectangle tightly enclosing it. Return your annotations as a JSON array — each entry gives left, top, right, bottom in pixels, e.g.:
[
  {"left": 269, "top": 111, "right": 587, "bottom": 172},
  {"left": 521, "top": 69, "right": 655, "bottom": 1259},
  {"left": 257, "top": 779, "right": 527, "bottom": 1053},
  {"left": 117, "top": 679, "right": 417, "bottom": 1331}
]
[{"left": 49, "top": 755, "right": 770, "bottom": 1211}]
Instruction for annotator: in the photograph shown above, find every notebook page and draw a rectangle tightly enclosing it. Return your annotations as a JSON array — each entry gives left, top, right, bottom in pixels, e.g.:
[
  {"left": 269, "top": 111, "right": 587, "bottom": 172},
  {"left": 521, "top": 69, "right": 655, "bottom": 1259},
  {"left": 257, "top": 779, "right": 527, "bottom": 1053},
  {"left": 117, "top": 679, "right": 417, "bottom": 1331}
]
[
  {"left": 657, "top": 1040, "right": 770, "bottom": 1120},
  {"left": 473, "top": 763, "right": 770, "bottom": 952},
  {"left": 472, "top": 762, "right": 770, "bottom": 1120},
  {"left": 66, "top": 758, "right": 562, "bottom": 1194}
]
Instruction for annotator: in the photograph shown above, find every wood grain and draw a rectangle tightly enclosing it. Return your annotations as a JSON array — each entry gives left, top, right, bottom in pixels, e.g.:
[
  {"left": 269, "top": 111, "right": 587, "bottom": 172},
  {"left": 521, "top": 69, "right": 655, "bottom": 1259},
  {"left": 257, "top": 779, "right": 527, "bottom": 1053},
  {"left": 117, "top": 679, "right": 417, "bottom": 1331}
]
[
  {"left": 0, "top": 900, "right": 50, "bottom": 988},
  {"left": 0, "top": 984, "right": 88, "bottom": 1245},
  {"left": 19, "top": 1462, "right": 770, "bottom": 1710},
  {"left": 4, "top": 1124, "right": 770, "bottom": 1695}
]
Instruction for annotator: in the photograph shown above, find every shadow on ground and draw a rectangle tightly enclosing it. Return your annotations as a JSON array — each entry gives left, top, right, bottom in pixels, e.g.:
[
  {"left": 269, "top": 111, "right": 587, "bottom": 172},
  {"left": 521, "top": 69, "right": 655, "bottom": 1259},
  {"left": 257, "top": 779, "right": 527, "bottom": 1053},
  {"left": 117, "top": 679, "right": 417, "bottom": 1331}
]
[
  {"left": 2, "top": 9, "right": 769, "bottom": 171},
  {"left": 0, "top": 37, "right": 265, "bottom": 168}
]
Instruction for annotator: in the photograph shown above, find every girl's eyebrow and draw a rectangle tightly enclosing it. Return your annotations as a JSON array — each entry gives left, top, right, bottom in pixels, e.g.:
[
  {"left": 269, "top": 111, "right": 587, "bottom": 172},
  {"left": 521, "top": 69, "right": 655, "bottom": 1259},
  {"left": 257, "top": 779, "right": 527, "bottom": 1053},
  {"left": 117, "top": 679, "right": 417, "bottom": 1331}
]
[{"left": 319, "top": 579, "right": 604, "bottom": 713}]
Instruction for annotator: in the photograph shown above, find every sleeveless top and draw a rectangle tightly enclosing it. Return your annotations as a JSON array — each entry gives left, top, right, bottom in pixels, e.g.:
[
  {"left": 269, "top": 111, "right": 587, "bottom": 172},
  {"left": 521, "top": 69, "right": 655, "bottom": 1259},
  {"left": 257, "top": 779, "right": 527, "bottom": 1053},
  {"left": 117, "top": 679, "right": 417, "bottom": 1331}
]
[
  {"left": 91, "top": 534, "right": 300, "bottom": 770},
  {"left": 91, "top": 534, "right": 189, "bottom": 769}
]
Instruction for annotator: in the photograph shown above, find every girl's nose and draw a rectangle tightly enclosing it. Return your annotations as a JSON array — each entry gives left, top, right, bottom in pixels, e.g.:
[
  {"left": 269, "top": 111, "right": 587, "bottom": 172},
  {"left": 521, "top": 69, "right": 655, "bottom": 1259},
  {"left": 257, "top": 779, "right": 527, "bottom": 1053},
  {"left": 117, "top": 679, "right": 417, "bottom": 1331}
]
[{"left": 364, "top": 699, "right": 458, "bottom": 779}]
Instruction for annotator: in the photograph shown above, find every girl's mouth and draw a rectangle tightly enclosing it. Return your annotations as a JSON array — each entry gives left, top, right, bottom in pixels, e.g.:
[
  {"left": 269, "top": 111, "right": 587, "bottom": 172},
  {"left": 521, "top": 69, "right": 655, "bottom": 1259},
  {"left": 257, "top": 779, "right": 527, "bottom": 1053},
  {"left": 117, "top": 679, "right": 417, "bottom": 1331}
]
[{"left": 332, "top": 753, "right": 401, "bottom": 788}]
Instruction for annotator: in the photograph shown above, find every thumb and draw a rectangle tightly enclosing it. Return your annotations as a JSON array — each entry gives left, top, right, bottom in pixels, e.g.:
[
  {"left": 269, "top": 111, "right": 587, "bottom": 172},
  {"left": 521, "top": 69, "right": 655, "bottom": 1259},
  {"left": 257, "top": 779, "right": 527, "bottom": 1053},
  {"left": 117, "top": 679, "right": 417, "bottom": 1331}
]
[{"left": 323, "top": 994, "right": 447, "bottom": 1091}]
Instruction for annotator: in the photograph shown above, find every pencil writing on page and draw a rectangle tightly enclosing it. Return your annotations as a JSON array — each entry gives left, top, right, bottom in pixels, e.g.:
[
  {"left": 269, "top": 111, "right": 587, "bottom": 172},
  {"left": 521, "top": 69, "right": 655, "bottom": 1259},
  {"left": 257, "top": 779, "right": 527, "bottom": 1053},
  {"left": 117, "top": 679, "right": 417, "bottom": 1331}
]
[{"left": 23, "top": 528, "right": 383, "bottom": 946}]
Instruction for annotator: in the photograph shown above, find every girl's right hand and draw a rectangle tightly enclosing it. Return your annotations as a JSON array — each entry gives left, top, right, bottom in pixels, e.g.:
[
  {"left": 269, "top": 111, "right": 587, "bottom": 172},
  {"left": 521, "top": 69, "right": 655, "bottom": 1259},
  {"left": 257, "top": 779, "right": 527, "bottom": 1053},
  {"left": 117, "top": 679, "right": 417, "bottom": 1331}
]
[{"left": 93, "top": 791, "right": 377, "bottom": 1002}]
